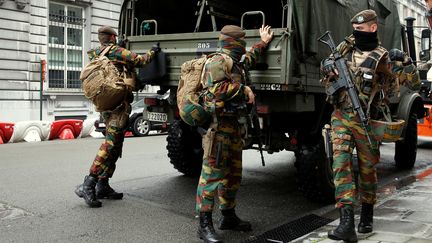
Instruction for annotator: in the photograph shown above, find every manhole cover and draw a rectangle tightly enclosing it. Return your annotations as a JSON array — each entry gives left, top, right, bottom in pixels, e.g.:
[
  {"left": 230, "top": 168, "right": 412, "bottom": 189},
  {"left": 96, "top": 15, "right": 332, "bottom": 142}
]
[
  {"left": 243, "top": 214, "right": 332, "bottom": 243},
  {"left": 0, "top": 202, "right": 32, "bottom": 220}
]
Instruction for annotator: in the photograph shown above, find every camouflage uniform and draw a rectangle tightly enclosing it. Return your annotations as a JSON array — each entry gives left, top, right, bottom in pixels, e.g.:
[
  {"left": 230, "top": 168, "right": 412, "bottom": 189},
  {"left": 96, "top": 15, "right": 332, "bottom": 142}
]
[
  {"left": 391, "top": 58, "right": 421, "bottom": 91},
  {"left": 87, "top": 44, "right": 155, "bottom": 179},
  {"left": 196, "top": 40, "right": 267, "bottom": 213},
  {"left": 323, "top": 38, "right": 394, "bottom": 209}
]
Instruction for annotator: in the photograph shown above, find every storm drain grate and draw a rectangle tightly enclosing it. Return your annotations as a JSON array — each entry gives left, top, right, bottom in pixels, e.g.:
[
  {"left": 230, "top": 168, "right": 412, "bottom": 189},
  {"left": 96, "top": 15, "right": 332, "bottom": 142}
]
[{"left": 242, "top": 214, "right": 332, "bottom": 243}]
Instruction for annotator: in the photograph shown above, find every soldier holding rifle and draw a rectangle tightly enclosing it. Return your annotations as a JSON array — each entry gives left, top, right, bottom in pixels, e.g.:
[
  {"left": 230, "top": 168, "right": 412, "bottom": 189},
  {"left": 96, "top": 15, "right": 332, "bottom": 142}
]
[{"left": 320, "top": 10, "right": 395, "bottom": 242}]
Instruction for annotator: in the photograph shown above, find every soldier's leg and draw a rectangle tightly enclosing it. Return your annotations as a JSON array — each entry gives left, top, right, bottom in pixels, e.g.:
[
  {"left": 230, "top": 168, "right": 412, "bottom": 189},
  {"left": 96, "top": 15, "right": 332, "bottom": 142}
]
[
  {"left": 218, "top": 125, "right": 242, "bottom": 211},
  {"left": 331, "top": 113, "right": 356, "bottom": 208},
  {"left": 90, "top": 107, "right": 129, "bottom": 179},
  {"left": 328, "top": 111, "right": 357, "bottom": 242},
  {"left": 196, "top": 125, "right": 225, "bottom": 242},
  {"left": 76, "top": 105, "right": 129, "bottom": 206},
  {"left": 196, "top": 130, "right": 229, "bottom": 213},
  {"left": 217, "top": 127, "right": 251, "bottom": 232},
  {"left": 353, "top": 126, "right": 379, "bottom": 233}
]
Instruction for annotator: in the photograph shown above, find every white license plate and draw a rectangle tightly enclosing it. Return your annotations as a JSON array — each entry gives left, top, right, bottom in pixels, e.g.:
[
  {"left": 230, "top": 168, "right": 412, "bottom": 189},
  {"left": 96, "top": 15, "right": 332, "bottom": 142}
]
[
  {"left": 99, "top": 123, "right": 106, "bottom": 128},
  {"left": 147, "top": 112, "right": 168, "bottom": 122}
]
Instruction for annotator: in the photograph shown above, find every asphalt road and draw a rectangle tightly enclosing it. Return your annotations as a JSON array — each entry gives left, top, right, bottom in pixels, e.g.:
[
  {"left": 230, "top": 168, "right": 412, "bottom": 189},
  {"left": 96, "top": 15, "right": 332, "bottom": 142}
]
[{"left": 1, "top": 135, "right": 432, "bottom": 243}]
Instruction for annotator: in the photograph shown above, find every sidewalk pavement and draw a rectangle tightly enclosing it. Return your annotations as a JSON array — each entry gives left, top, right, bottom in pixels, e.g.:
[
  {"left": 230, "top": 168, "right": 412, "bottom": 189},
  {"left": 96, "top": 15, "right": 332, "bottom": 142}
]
[{"left": 294, "top": 168, "right": 432, "bottom": 243}]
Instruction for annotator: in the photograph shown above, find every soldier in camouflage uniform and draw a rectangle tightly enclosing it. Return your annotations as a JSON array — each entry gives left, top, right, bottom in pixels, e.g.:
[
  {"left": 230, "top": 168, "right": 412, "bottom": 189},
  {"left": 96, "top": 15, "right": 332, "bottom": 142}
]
[
  {"left": 196, "top": 25, "right": 273, "bottom": 243},
  {"left": 75, "top": 26, "right": 160, "bottom": 208},
  {"left": 321, "top": 10, "right": 395, "bottom": 242}
]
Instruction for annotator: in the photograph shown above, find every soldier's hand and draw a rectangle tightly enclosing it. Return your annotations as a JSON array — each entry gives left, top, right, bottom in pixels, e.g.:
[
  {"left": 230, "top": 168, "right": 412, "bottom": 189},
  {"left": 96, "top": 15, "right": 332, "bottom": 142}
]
[
  {"left": 151, "top": 42, "right": 161, "bottom": 54},
  {"left": 118, "top": 38, "right": 129, "bottom": 48},
  {"left": 321, "top": 58, "right": 338, "bottom": 77},
  {"left": 389, "top": 49, "right": 405, "bottom": 62},
  {"left": 260, "top": 25, "right": 274, "bottom": 44},
  {"left": 244, "top": 86, "right": 255, "bottom": 104}
]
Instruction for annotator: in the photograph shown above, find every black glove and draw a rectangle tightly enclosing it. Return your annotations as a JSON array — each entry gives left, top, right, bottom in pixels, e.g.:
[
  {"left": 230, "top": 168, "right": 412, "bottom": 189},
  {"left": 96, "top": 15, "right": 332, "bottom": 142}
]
[
  {"left": 150, "top": 42, "right": 161, "bottom": 54},
  {"left": 389, "top": 48, "right": 412, "bottom": 65},
  {"left": 321, "top": 58, "right": 336, "bottom": 76},
  {"left": 389, "top": 49, "right": 405, "bottom": 62},
  {"left": 117, "top": 38, "right": 129, "bottom": 48}
]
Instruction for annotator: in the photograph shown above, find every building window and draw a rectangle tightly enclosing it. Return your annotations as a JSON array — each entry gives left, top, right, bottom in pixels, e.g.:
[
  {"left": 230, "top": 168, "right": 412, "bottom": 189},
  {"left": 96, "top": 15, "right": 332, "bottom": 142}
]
[{"left": 48, "top": 2, "right": 85, "bottom": 90}]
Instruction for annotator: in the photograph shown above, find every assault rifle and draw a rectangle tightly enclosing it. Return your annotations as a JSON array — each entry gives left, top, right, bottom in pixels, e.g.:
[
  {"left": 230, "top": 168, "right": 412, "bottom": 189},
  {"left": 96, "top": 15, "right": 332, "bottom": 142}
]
[
  {"left": 318, "top": 31, "right": 372, "bottom": 145},
  {"left": 240, "top": 54, "right": 265, "bottom": 166}
]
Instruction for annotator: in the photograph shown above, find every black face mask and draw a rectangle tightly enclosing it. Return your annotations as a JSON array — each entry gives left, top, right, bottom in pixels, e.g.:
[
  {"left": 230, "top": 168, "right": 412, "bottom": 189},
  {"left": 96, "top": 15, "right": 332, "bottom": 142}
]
[{"left": 353, "top": 30, "right": 379, "bottom": 51}]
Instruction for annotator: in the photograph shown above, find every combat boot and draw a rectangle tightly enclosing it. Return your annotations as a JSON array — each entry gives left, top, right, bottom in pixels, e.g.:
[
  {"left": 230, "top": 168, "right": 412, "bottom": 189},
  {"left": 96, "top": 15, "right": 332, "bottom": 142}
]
[
  {"left": 219, "top": 208, "right": 252, "bottom": 232},
  {"left": 96, "top": 178, "right": 123, "bottom": 199},
  {"left": 75, "top": 175, "right": 102, "bottom": 208},
  {"left": 198, "top": 212, "right": 223, "bottom": 243},
  {"left": 358, "top": 203, "right": 374, "bottom": 233},
  {"left": 328, "top": 207, "right": 358, "bottom": 242}
]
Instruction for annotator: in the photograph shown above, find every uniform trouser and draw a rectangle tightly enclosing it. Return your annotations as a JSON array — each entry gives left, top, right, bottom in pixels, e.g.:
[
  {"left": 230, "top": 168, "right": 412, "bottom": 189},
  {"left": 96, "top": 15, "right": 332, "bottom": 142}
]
[
  {"left": 89, "top": 103, "right": 131, "bottom": 179},
  {"left": 196, "top": 117, "right": 243, "bottom": 213},
  {"left": 331, "top": 109, "right": 380, "bottom": 209}
]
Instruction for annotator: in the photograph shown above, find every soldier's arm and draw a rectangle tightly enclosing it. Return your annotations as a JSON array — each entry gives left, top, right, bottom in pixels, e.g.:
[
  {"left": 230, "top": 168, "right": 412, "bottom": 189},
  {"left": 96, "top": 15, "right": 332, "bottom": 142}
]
[
  {"left": 243, "top": 40, "right": 268, "bottom": 69},
  {"left": 208, "top": 81, "right": 246, "bottom": 102},
  {"left": 320, "top": 41, "right": 349, "bottom": 85},
  {"left": 113, "top": 46, "right": 156, "bottom": 67},
  {"left": 400, "top": 63, "right": 421, "bottom": 91},
  {"left": 203, "top": 56, "right": 247, "bottom": 102},
  {"left": 244, "top": 25, "right": 273, "bottom": 68}
]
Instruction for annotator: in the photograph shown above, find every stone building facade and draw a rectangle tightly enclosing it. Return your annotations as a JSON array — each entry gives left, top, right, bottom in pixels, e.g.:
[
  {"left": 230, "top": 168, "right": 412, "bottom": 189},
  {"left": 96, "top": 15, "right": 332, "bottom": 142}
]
[
  {"left": 0, "top": 0, "right": 155, "bottom": 122},
  {"left": 396, "top": 0, "right": 428, "bottom": 55}
]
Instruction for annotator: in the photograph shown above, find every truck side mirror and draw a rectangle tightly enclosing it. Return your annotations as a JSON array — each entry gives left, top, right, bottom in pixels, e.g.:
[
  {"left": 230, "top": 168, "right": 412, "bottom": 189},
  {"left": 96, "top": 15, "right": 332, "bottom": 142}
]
[{"left": 420, "top": 29, "right": 431, "bottom": 62}]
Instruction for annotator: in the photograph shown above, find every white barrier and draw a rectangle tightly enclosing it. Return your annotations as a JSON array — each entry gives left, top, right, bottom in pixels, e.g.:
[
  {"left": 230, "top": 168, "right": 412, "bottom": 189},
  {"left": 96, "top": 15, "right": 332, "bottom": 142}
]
[
  {"left": 80, "top": 118, "right": 97, "bottom": 138},
  {"left": 10, "top": 121, "right": 51, "bottom": 143},
  {"left": 2, "top": 118, "right": 104, "bottom": 144}
]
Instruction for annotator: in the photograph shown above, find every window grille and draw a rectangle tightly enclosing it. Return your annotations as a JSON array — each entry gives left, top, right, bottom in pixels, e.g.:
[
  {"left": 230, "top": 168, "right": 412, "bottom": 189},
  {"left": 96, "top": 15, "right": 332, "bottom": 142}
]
[{"left": 48, "top": 2, "right": 85, "bottom": 91}]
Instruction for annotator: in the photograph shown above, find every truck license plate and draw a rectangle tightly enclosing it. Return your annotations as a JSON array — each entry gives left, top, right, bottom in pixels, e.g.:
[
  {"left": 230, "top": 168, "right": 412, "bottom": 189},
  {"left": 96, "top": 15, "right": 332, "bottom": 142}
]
[{"left": 147, "top": 112, "right": 168, "bottom": 122}]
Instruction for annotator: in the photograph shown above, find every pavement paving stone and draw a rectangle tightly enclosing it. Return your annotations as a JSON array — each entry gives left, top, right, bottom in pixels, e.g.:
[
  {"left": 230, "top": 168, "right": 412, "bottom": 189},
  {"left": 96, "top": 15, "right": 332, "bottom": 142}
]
[
  {"left": 372, "top": 219, "right": 430, "bottom": 235},
  {"left": 410, "top": 185, "right": 432, "bottom": 193},
  {"left": 402, "top": 210, "right": 432, "bottom": 224},
  {"left": 294, "top": 170, "right": 432, "bottom": 243},
  {"left": 405, "top": 238, "right": 432, "bottom": 243},
  {"left": 366, "top": 232, "right": 412, "bottom": 242},
  {"left": 373, "top": 207, "right": 409, "bottom": 220},
  {"left": 380, "top": 197, "right": 432, "bottom": 211}
]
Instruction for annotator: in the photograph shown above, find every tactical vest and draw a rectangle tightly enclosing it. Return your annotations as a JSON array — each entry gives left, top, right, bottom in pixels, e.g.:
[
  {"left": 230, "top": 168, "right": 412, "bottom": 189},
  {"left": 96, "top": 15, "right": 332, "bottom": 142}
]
[{"left": 335, "top": 40, "right": 389, "bottom": 119}]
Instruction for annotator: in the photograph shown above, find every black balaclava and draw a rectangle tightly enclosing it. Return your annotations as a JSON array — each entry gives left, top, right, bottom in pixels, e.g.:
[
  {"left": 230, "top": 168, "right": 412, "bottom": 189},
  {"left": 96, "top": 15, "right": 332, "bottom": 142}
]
[{"left": 353, "top": 30, "right": 379, "bottom": 51}]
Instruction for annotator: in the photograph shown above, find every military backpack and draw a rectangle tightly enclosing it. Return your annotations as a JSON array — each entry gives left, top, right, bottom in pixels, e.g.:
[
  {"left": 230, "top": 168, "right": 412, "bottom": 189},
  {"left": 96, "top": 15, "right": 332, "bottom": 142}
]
[
  {"left": 177, "top": 53, "right": 232, "bottom": 126},
  {"left": 80, "top": 45, "right": 128, "bottom": 112}
]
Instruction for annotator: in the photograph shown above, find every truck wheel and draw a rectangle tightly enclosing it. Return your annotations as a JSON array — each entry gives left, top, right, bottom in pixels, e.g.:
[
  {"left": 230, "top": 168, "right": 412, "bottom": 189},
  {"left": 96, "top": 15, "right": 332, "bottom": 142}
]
[
  {"left": 166, "top": 120, "right": 203, "bottom": 177},
  {"left": 295, "top": 142, "right": 335, "bottom": 203},
  {"left": 394, "top": 112, "right": 418, "bottom": 169},
  {"left": 132, "top": 116, "right": 150, "bottom": 137}
]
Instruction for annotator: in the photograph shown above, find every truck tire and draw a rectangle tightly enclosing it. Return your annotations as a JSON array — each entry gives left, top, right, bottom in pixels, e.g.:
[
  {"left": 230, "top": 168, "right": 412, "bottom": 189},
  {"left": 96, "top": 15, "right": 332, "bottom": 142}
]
[
  {"left": 394, "top": 112, "right": 417, "bottom": 169},
  {"left": 295, "top": 142, "right": 335, "bottom": 203},
  {"left": 166, "top": 119, "right": 203, "bottom": 177}
]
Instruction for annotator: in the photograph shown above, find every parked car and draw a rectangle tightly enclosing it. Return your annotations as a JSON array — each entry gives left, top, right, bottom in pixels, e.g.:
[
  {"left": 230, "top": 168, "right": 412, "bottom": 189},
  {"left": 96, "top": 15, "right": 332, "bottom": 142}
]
[{"left": 94, "top": 98, "right": 167, "bottom": 137}]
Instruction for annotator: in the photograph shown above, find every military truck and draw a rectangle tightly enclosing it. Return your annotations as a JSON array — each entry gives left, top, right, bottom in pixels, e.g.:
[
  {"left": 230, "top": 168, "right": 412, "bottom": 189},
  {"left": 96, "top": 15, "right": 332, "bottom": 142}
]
[{"left": 118, "top": 0, "right": 426, "bottom": 203}]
